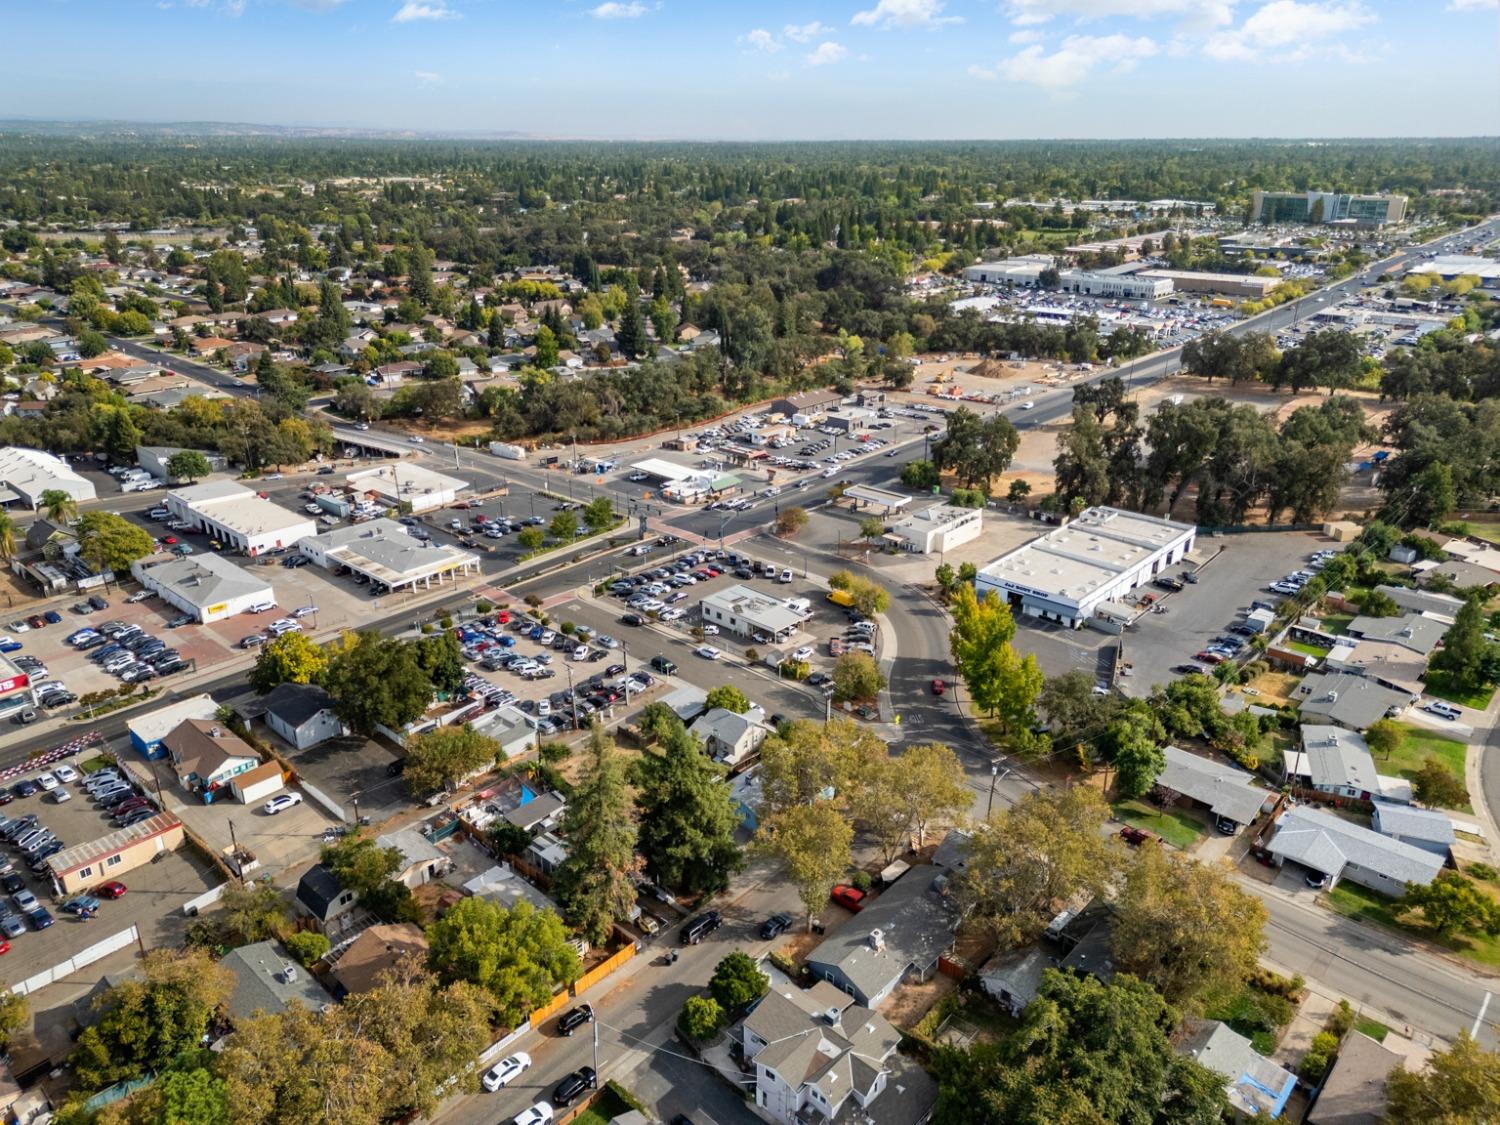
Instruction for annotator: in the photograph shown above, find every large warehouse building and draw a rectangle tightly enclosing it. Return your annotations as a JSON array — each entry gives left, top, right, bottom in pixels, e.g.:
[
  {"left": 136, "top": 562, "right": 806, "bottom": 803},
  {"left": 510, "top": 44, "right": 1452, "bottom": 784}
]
[
  {"left": 0, "top": 447, "right": 97, "bottom": 509},
  {"left": 1137, "top": 269, "right": 1282, "bottom": 298},
  {"left": 130, "top": 552, "right": 274, "bottom": 624},
  {"left": 297, "top": 519, "right": 480, "bottom": 592},
  {"left": 165, "top": 480, "right": 317, "bottom": 557},
  {"left": 975, "top": 507, "right": 1196, "bottom": 628},
  {"left": 346, "top": 464, "right": 467, "bottom": 515}
]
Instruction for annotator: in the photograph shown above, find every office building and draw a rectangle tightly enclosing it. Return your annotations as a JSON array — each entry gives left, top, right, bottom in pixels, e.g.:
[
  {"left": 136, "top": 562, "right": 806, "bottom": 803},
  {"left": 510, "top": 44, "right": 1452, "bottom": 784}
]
[
  {"left": 1251, "top": 190, "right": 1407, "bottom": 227},
  {"left": 700, "top": 584, "right": 804, "bottom": 643},
  {"left": 130, "top": 552, "right": 274, "bottom": 624},
  {"left": 346, "top": 463, "right": 467, "bottom": 515},
  {"left": 887, "top": 504, "right": 983, "bottom": 555}
]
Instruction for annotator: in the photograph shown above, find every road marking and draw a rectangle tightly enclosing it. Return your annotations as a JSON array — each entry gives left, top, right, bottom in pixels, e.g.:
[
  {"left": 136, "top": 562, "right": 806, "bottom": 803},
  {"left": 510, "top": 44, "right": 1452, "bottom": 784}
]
[{"left": 1476, "top": 991, "right": 1492, "bottom": 1039}]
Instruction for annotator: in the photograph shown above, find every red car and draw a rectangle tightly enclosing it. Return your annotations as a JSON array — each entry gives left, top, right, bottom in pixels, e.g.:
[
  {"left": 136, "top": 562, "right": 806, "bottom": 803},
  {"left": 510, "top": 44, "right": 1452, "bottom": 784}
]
[
  {"left": 1194, "top": 651, "right": 1224, "bottom": 665},
  {"left": 831, "top": 885, "right": 867, "bottom": 912},
  {"left": 931, "top": 678, "right": 946, "bottom": 696},
  {"left": 95, "top": 881, "right": 128, "bottom": 899},
  {"left": 1119, "top": 826, "right": 1156, "bottom": 847},
  {"left": 0, "top": 938, "right": 9, "bottom": 955},
  {"left": 496, "top": 610, "right": 511, "bottom": 625},
  {"left": 162, "top": 536, "right": 178, "bottom": 546}
]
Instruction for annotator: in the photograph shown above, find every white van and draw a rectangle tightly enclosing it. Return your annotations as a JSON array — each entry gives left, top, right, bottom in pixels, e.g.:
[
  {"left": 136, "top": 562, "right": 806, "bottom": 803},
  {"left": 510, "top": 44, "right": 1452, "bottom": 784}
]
[{"left": 248, "top": 601, "right": 277, "bottom": 615}]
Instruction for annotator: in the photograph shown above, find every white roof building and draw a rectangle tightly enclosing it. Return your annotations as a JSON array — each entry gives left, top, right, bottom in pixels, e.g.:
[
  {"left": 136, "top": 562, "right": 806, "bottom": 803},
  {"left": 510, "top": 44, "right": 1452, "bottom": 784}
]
[
  {"left": 296, "top": 518, "right": 479, "bottom": 592},
  {"left": 165, "top": 480, "right": 316, "bottom": 557},
  {"left": 1265, "top": 805, "right": 1443, "bottom": 897},
  {"left": 126, "top": 693, "right": 221, "bottom": 758},
  {"left": 888, "top": 504, "right": 983, "bottom": 555},
  {"left": 0, "top": 447, "right": 96, "bottom": 508},
  {"left": 129, "top": 552, "right": 273, "bottom": 624},
  {"left": 700, "top": 584, "right": 805, "bottom": 643},
  {"left": 346, "top": 463, "right": 467, "bottom": 514}
]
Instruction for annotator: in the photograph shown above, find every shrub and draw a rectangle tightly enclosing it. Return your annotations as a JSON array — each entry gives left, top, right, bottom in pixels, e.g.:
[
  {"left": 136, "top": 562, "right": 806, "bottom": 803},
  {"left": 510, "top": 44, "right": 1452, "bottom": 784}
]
[
  {"left": 1301, "top": 1031, "right": 1339, "bottom": 1081},
  {"left": 767, "top": 951, "right": 800, "bottom": 979},
  {"left": 709, "top": 952, "right": 769, "bottom": 1012},
  {"left": 420, "top": 623, "right": 436, "bottom": 635},
  {"left": 285, "top": 931, "right": 330, "bottom": 966},
  {"left": 560, "top": 621, "right": 576, "bottom": 635},
  {"left": 440, "top": 615, "right": 453, "bottom": 629},
  {"left": 476, "top": 600, "right": 492, "bottom": 614},
  {"left": 1326, "top": 999, "right": 1355, "bottom": 1038},
  {"left": 745, "top": 647, "right": 759, "bottom": 663},
  {"left": 851, "top": 870, "right": 873, "bottom": 893},
  {"left": 679, "top": 996, "right": 725, "bottom": 1040},
  {"left": 1470, "top": 863, "right": 1498, "bottom": 882}
]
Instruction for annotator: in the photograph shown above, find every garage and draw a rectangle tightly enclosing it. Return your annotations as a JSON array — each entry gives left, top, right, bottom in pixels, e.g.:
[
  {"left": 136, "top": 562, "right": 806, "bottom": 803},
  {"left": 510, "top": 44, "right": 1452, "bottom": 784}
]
[{"left": 230, "top": 761, "right": 286, "bottom": 805}]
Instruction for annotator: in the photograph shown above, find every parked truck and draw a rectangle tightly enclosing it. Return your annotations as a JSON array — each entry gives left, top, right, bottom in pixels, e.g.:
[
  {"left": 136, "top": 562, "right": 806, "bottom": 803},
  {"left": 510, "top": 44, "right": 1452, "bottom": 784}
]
[{"left": 489, "top": 442, "right": 527, "bottom": 460}]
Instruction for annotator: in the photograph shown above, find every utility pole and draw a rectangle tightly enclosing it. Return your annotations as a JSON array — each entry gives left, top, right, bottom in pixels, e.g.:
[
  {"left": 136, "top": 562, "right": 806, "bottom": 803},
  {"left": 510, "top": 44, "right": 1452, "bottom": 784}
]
[{"left": 592, "top": 1012, "right": 600, "bottom": 1078}]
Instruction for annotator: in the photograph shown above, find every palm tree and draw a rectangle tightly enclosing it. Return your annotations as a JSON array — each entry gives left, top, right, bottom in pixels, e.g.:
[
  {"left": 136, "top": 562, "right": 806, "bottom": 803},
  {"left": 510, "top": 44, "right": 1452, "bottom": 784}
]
[
  {"left": 0, "top": 512, "right": 15, "bottom": 563},
  {"left": 39, "top": 489, "right": 77, "bottom": 525}
]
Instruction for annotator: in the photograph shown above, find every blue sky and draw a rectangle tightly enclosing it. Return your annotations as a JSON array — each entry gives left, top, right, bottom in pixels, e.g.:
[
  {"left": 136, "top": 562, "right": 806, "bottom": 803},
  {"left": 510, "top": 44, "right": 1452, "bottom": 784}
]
[{"left": 9, "top": 0, "right": 1498, "bottom": 139}]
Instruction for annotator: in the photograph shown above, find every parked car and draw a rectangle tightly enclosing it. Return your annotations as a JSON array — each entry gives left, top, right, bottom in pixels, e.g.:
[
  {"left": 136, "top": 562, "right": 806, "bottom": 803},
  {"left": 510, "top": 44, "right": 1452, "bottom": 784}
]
[
  {"left": 831, "top": 885, "right": 867, "bottom": 912},
  {"left": 556, "top": 1003, "right": 594, "bottom": 1036},
  {"left": 481, "top": 1052, "right": 531, "bottom": 1092},
  {"left": 552, "top": 1068, "right": 597, "bottom": 1108},
  {"left": 1119, "top": 826, "right": 1157, "bottom": 846},
  {"left": 680, "top": 910, "right": 723, "bottom": 945},
  {"left": 512, "top": 1103, "right": 554, "bottom": 1125},
  {"left": 263, "top": 793, "right": 302, "bottom": 815},
  {"left": 760, "top": 912, "right": 793, "bottom": 940}
]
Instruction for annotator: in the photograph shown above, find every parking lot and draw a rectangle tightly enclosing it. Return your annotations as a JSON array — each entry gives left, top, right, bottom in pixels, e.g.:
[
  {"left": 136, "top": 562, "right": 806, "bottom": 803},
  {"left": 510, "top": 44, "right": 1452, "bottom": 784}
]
[{"left": 261, "top": 732, "right": 407, "bottom": 828}]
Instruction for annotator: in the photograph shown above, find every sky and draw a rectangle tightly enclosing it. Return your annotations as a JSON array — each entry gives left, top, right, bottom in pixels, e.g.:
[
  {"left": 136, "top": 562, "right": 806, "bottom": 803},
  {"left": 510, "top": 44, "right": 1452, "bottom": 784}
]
[{"left": 7, "top": 0, "right": 1499, "bottom": 139}]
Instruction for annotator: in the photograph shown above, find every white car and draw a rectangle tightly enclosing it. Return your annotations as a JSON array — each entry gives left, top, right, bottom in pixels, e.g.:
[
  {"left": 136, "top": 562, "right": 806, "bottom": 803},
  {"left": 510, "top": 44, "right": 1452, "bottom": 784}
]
[
  {"left": 35, "top": 773, "right": 58, "bottom": 792},
  {"left": 268, "top": 618, "right": 302, "bottom": 636},
  {"left": 701, "top": 625, "right": 719, "bottom": 636},
  {"left": 792, "top": 646, "right": 815, "bottom": 662},
  {"left": 513, "top": 1103, "right": 554, "bottom": 1125},
  {"left": 1020, "top": 401, "right": 1035, "bottom": 410},
  {"left": 694, "top": 645, "right": 722, "bottom": 660},
  {"left": 291, "top": 606, "right": 318, "bottom": 619},
  {"left": 125, "top": 590, "right": 154, "bottom": 603},
  {"left": 659, "top": 607, "right": 685, "bottom": 621},
  {"left": 53, "top": 764, "right": 79, "bottom": 784},
  {"left": 409, "top": 435, "right": 425, "bottom": 443},
  {"left": 263, "top": 793, "right": 302, "bottom": 815},
  {"left": 482, "top": 1052, "right": 531, "bottom": 1092}
]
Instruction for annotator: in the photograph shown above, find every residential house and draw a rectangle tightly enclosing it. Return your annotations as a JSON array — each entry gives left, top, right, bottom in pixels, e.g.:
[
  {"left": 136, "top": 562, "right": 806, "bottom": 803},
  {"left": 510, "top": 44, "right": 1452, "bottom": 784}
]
[
  {"left": 258, "top": 308, "right": 300, "bottom": 326},
  {"left": 805, "top": 866, "right": 959, "bottom": 1008},
  {"left": 525, "top": 831, "right": 569, "bottom": 877},
  {"left": 741, "top": 977, "right": 935, "bottom": 1125},
  {"left": 23, "top": 518, "right": 79, "bottom": 559},
  {"left": 331, "top": 923, "right": 430, "bottom": 996},
  {"left": 690, "top": 704, "right": 769, "bottom": 767},
  {"left": 374, "top": 826, "right": 451, "bottom": 888},
  {"left": 1263, "top": 805, "right": 1444, "bottom": 896},
  {"left": 1176, "top": 1018, "right": 1298, "bottom": 1118},
  {"left": 262, "top": 682, "right": 346, "bottom": 751},
  {"left": 1344, "top": 613, "right": 1445, "bottom": 656},
  {"left": 295, "top": 863, "right": 359, "bottom": 935},
  {"left": 1285, "top": 725, "right": 1399, "bottom": 802},
  {"left": 1418, "top": 559, "right": 1498, "bottom": 590},
  {"left": 1295, "top": 672, "right": 1412, "bottom": 730},
  {"left": 1374, "top": 584, "right": 1461, "bottom": 623},
  {"left": 220, "top": 940, "right": 332, "bottom": 1021},
  {"left": 1155, "top": 745, "right": 1272, "bottom": 830},
  {"left": 1323, "top": 638, "right": 1428, "bottom": 696},
  {"left": 227, "top": 342, "right": 267, "bottom": 373},
  {"left": 161, "top": 720, "right": 259, "bottom": 797},
  {"left": 1307, "top": 1031, "right": 1404, "bottom": 1125},
  {"left": 1371, "top": 802, "right": 1455, "bottom": 859},
  {"left": 978, "top": 945, "right": 1054, "bottom": 1017},
  {"left": 190, "top": 336, "right": 235, "bottom": 356}
]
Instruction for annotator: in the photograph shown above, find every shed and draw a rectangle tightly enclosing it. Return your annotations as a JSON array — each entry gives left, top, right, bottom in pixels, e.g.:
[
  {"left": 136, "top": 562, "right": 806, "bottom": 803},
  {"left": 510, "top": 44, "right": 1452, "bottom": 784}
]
[{"left": 230, "top": 761, "right": 285, "bottom": 805}]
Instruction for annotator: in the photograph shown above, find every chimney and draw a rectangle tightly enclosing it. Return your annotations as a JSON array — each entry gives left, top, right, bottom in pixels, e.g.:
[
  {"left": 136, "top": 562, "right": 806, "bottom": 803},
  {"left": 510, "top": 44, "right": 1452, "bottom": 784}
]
[{"left": 869, "top": 928, "right": 885, "bottom": 952}]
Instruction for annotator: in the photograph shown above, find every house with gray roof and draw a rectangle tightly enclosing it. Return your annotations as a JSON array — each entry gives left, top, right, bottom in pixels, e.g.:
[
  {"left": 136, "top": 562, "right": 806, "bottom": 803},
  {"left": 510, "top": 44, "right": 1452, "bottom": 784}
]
[
  {"left": 1344, "top": 613, "right": 1445, "bottom": 656},
  {"left": 1307, "top": 1031, "right": 1404, "bottom": 1125},
  {"left": 221, "top": 940, "right": 332, "bottom": 1022},
  {"left": 1374, "top": 584, "right": 1461, "bottom": 623},
  {"left": 979, "top": 945, "right": 1054, "bottom": 1017},
  {"left": 375, "top": 826, "right": 450, "bottom": 888},
  {"left": 1156, "top": 745, "right": 1271, "bottom": 829},
  {"left": 1295, "top": 672, "right": 1413, "bottom": 731},
  {"left": 1264, "top": 805, "right": 1444, "bottom": 896},
  {"left": 1177, "top": 1018, "right": 1297, "bottom": 1118},
  {"left": 1292, "top": 725, "right": 1382, "bottom": 800},
  {"left": 262, "top": 682, "right": 345, "bottom": 751},
  {"left": 1371, "top": 802, "right": 1455, "bottom": 858},
  {"left": 805, "top": 865, "right": 959, "bottom": 1008},
  {"left": 690, "top": 703, "right": 769, "bottom": 766}
]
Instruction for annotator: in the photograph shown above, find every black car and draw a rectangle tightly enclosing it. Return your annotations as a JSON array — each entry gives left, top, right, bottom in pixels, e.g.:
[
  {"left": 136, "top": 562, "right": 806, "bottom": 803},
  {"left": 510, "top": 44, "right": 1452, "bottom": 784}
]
[
  {"left": 760, "top": 912, "right": 793, "bottom": 940},
  {"left": 0, "top": 874, "right": 23, "bottom": 894},
  {"left": 11, "top": 780, "right": 38, "bottom": 799},
  {"left": 621, "top": 613, "right": 644, "bottom": 627},
  {"left": 552, "top": 1067, "right": 597, "bottom": 1107},
  {"left": 88, "top": 595, "right": 108, "bottom": 611},
  {"left": 557, "top": 1003, "right": 594, "bottom": 1036},
  {"left": 681, "top": 910, "right": 723, "bottom": 945}
]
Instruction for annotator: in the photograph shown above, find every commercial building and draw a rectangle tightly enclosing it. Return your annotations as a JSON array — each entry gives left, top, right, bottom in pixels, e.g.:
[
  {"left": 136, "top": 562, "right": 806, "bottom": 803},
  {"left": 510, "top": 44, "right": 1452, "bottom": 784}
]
[
  {"left": 887, "top": 504, "right": 983, "bottom": 555},
  {"left": 962, "top": 255, "right": 1055, "bottom": 285},
  {"left": 130, "top": 552, "right": 274, "bottom": 624},
  {"left": 296, "top": 518, "right": 479, "bottom": 592},
  {"left": 1057, "top": 269, "right": 1173, "bottom": 301},
  {"left": 1137, "top": 269, "right": 1282, "bottom": 299},
  {"left": 1407, "top": 254, "right": 1500, "bottom": 289},
  {"left": 135, "top": 445, "right": 228, "bottom": 482},
  {"left": 165, "top": 480, "right": 316, "bottom": 557},
  {"left": 0, "top": 446, "right": 96, "bottom": 509},
  {"left": 346, "top": 463, "right": 466, "bottom": 514},
  {"left": 769, "top": 388, "right": 843, "bottom": 420},
  {"left": 975, "top": 507, "right": 1196, "bottom": 629},
  {"left": 700, "top": 584, "right": 805, "bottom": 643},
  {"left": 45, "top": 813, "right": 185, "bottom": 896},
  {"left": 127, "top": 694, "right": 222, "bottom": 759},
  {"left": 1251, "top": 190, "right": 1407, "bottom": 227}
]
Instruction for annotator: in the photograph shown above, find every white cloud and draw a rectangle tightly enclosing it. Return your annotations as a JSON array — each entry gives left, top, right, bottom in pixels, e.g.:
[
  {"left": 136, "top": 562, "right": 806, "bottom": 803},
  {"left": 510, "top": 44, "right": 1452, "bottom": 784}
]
[
  {"left": 1204, "top": 0, "right": 1374, "bottom": 61},
  {"left": 967, "top": 63, "right": 998, "bottom": 79},
  {"left": 851, "top": 0, "right": 960, "bottom": 30},
  {"left": 1447, "top": 0, "right": 1496, "bottom": 9},
  {"left": 392, "top": 1, "right": 459, "bottom": 21},
  {"left": 989, "top": 33, "right": 1159, "bottom": 88},
  {"left": 1005, "top": 0, "right": 1235, "bottom": 30},
  {"left": 589, "top": 1, "right": 648, "bottom": 18},
  {"left": 1008, "top": 28, "right": 1044, "bottom": 43},
  {"left": 741, "top": 28, "right": 782, "bottom": 51},
  {"left": 783, "top": 20, "right": 830, "bottom": 42},
  {"left": 413, "top": 69, "right": 442, "bottom": 83},
  {"left": 806, "top": 40, "right": 849, "bottom": 65}
]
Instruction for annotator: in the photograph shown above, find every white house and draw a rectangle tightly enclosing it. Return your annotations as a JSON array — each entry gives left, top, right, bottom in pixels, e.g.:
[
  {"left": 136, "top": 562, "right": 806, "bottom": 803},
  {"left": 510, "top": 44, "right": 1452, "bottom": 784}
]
[
  {"left": 262, "top": 683, "right": 346, "bottom": 751},
  {"left": 887, "top": 503, "right": 983, "bottom": 555},
  {"left": 690, "top": 704, "right": 769, "bottom": 767}
]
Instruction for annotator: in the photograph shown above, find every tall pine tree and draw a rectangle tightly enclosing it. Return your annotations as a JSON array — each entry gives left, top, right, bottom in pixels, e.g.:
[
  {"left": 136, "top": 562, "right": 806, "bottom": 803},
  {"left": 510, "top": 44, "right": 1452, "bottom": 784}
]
[
  {"left": 635, "top": 718, "right": 744, "bottom": 896},
  {"left": 553, "top": 726, "right": 639, "bottom": 946}
]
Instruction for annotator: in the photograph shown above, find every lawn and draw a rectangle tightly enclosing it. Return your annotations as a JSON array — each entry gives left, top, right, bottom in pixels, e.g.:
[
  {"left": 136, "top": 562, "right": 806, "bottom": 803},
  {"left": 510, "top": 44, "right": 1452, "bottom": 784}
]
[
  {"left": 1326, "top": 880, "right": 1500, "bottom": 968},
  {"left": 1379, "top": 723, "right": 1467, "bottom": 782},
  {"left": 1422, "top": 670, "right": 1497, "bottom": 711},
  {"left": 1355, "top": 1015, "right": 1391, "bottom": 1042},
  {"left": 1112, "top": 799, "right": 1204, "bottom": 849},
  {"left": 1285, "top": 640, "right": 1331, "bottom": 659},
  {"left": 1461, "top": 520, "right": 1500, "bottom": 547},
  {"left": 1204, "top": 984, "right": 1294, "bottom": 1056},
  {"left": 1319, "top": 613, "right": 1355, "bottom": 636},
  {"left": 570, "top": 1085, "right": 630, "bottom": 1125}
]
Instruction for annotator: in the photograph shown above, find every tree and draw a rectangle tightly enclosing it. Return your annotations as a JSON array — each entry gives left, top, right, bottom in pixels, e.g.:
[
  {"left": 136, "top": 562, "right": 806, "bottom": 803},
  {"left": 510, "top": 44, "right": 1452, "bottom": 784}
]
[
  {"left": 757, "top": 717, "right": 882, "bottom": 819},
  {"left": 1386, "top": 1032, "right": 1500, "bottom": 1123},
  {"left": 633, "top": 718, "right": 744, "bottom": 895},
  {"left": 955, "top": 786, "right": 1118, "bottom": 947},
  {"left": 949, "top": 585, "right": 1041, "bottom": 739},
  {"left": 322, "top": 631, "right": 434, "bottom": 736},
  {"left": 618, "top": 300, "right": 648, "bottom": 359},
  {"left": 901, "top": 459, "right": 940, "bottom": 490},
  {"left": 679, "top": 996, "right": 725, "bottom": 1040},
  {"left": 1365, "top": 718, "right": 1403, "bottom": 760},
  {"left": 932, "top": 406, "right": 1020, "bottom": 489},
  {"left": 39, "top": 488, "right": 77, "bottom": 523},
  {"left": 249, "top": 631, "right": 328, "bottom": 693},
  {"left": 1007, "top": 479, "right": 1032, "bottom": 503},
  {"left": 415, "top": 632, "right": 466, "bottom": 696},
  {"left": 827, "top": 570, "right": 889, "bottom": 615},
  {"left": 425, "top": 897, "right": 580, "bottom": 1029},
  {"left": 517, "top": 526, "right": 545, "bottom": 551},
  {"left": 933, "top": 972, "right": 1227, "bottom": 1125},
  {"left": 1412, "top": 760, "right": 1470, "bottom": 810},
  {"left": 72, "top": 950, "right": 234, "bottom": 1090},
  {"left": 0, "top": 992, "right": 26, "bottom": 1054},
  {"left": 0, "top": 512, "right": 15, "bottom": 563},
  {"left": 78, "top": 328, "right": 108, "bottom": 358},
  {"left": 832, "top": 651, "right": 886, "bottom": 702},
  {"left": 1430, "top": 599, "right": 1492, "bottom": 693},
  {"left": 756, "top": 803, "right": 852, "bottom": 930},
  {"left": 1104, "top": 701, "right": 1168, "bottom": 799},
  {"left": 900, "top": 742, "right": 974, "bottom": 848},
  {"left": 775, "top": 507, "right": 809, "bottom": 537},
  {"left": 582, "top": 495, "right": 615, "bottom": 531},
  {"left": 549, "top": 510, "right": 579, "bottom": 541},
  {"left": 217, "top": 879, "right": 292, "bottom": 945},
  {"left": 1360, "top": 589, "right": 1400, "bottom": 617},
  {"left": 553, "top": 726, "right": 639, "bottom": 945},
  {"left": 166, "top": 450, "right": 213, "bottom": 483},
  {"left": 1039, "top": 669, "right": 1122, "bottom": 736},
  {"left": 76, "top": 511, "right": 155, "bottom": 575},
  {"left": 404, "top": 725, "right": 502, "bottom": 796},
  {"left": 1400, "top": 870, "right": 1500, "bottom": 937},
  {"left": 219, "top": 1001, "right": 386, "bottom": 1125},
  {"left": 534, "top": 324, "right": 560, "bottom": 368},
  {"left": 285, "top": 931, "right": 330, "bottom": 966},
  {"left": 704, "top": 684, "right": 750, "bottom": 713},
  {"left": 1112, "top": 845, "right": 1267, "bottom": 1008},
  {"left": 709, "top": 951, "right": 769, "bottom": 1012},
  {"left": 858, "top": 516, "right": 886, "bottom": 541}
]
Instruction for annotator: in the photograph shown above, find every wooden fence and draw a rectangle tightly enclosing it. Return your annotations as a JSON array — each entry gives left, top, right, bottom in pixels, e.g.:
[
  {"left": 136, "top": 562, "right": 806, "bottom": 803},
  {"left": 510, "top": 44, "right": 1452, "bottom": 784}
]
[
  {"left": 529, "top": 988, "right": 575, "bottom": 1028},
  {"left": 573, "top": 942, "right": 635, "bottom": 995}
]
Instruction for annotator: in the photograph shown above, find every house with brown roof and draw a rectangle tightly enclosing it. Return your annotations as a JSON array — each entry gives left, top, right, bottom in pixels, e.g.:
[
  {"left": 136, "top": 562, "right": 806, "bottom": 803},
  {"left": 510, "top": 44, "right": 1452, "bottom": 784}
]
[
  {"left": 190, "top": 336, "right": 235, "bottom": 356},
  {"left": 162, "top": 719, "right": 260, "bottom": 796},
  {"left": 331, "top": 923, "right": 430, "bottom": 996}
]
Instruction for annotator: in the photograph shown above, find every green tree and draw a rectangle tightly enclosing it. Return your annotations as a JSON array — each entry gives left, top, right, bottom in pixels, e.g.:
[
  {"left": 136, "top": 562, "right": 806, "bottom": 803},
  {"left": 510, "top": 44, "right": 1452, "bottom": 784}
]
[
  {"left": 899, "top": 742, "right": 972, "bottom": 848},
  {"left": 1104, "top": 701, "right": 1168, "bottom": 799},
  {"left": 756, "top": 802, "right": 853, "bottom": 930},
  {"left": 618, "top": 299, "right": 649, "bottom": 359},
  {"left": 404, "top": 725, "right": 503, "bottom": 796},
  {"left": 553, "top": 726, "right": 640, "bottom": 945},
  {"left": 76, "top": 511, "right": 155, "bottom": 575},
  {"left": 1360, "top": 589, "right": 1400, "bottom": 617},
  {"left": 709, "top": 951, "right": 769, "bottom": 1011},
  {"left": 901, "top": 459, "right": 940, "bottom": 490},
  {"left": 249, "top": 631, "right": 329, "bottom": 693},
  {"left": 932, "top": 406, "right": 1020, "bottom": 489},
  {"left": 1039, "top": 669, "right": 1122, "bottom": 736},
  {"left": 1386, "top": 1032, "right": 1500, "bottom": 1124},
  {"left": 549, "top": 510, "right": 579, "bottom": 541},
  {"left": 832, "top": 651, "right": 886, "bottom": 702},
  {"left": 323, "top": 631, "right": 435, "bottom": 736},
  {"left": 415, "top": 632, "right": 466, "bottom": 696},
  {"left": 517, "top": 526, "right": 545, "bottom": 551},
  {"left": 78, "top": 328, "right": 108, "bottom": 358},
  {"left": 1430, "top": 598, "right": 1492, "bottom": 693},
  {"left": 1399, "top": 870, "right": 1500, "bottom": 937},
  {"left": 72, "top": 950, "right": 234, "bottom": 1090},
  {"left": 859, "top": 516, "right": 886, "bottom": 541},
  {"left": 955, "top": 786, "right": 1118, "bottom": 947},
  {"left": 284, "top": 931, "right": 330, "bottom": 966},
  {"left": 166, "top": 449, "right": 213, "bottom": 483},
  {"left": 704, "top": 684, "right": 751, "bottom": 713},
  {"left": 1412, "top": 760, "right": 1470, "bottom": 810},
  {"left": 775, "top": 507, "right": 809, "bottom": 537},
  {"left": 1365, "top": 718, "right": 1402, "bottom": 760},
  {"left": 0, "top": 992, "right": 26, "bottom": 1054},
  {"left": 949, "top": 586, "right": 1041, "bottom": 740},
  {"left": 0, "top": 512, "right": 16, "bottom": 563},
  {"left": 217, "top": 880, "right": 291, "bottom": 945},
  {"left": 679, "top": 996, "right": 725, "bottom": 1040},
  {"left": 534, "top": 325, "right": 560, "bottom": 368},
  {"left": 425, "top": 897, "right": 580, "bottom": 1029},
  {"left": 582, "top": 495, "right": 615, "bottom": 531},
  {"left": 634, "top": 719, "right": 744, "bottom": 895},
  {"left": 39, "top": 488, "right": 78, "bottom": 523}
]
